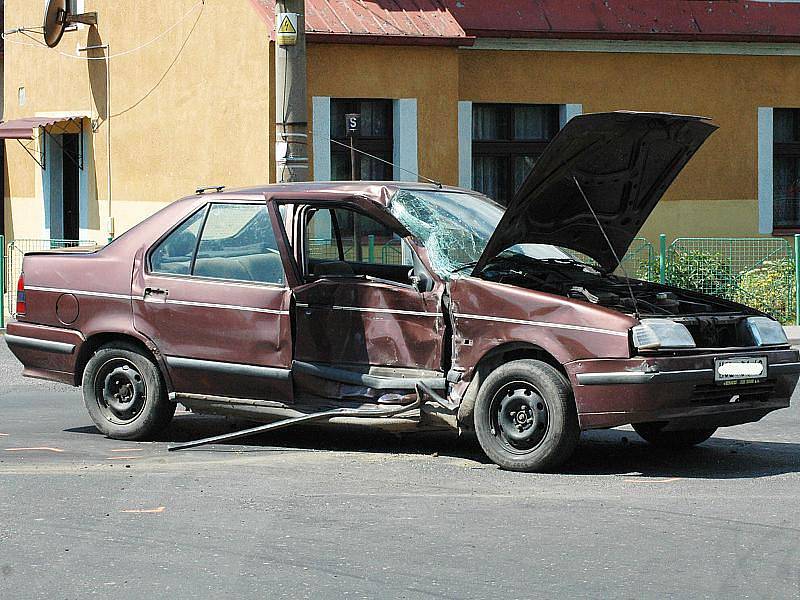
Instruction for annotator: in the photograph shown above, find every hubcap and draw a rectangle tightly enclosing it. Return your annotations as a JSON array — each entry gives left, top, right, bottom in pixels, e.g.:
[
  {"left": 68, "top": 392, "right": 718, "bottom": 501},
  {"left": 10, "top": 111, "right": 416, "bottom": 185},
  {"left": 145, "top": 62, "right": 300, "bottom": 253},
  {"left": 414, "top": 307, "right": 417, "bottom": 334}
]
[
  {"left": 94, "top": 359, "right": 147, "bottom": 424},
  {"left": 490, "top": 382, "right": 549, "bottom": 453}
]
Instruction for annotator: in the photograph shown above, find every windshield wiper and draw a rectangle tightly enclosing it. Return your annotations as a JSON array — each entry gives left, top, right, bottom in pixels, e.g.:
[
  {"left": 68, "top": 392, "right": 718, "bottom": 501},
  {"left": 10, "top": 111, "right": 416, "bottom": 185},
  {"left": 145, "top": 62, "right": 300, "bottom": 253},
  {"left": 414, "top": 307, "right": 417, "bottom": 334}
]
[{"left": 450, "top": 260, "right": 480, "bottom": 274}]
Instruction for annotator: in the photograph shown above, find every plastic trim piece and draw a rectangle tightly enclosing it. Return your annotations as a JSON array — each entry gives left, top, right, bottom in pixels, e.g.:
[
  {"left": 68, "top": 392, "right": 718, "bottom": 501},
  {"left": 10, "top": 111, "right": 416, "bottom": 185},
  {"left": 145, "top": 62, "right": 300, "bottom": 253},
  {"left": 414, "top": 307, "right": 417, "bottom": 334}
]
[
  {"left": 577, "top": 360, "right": 800, "bottom": 385},
  {"left": 165, "top": 356, "right": 291, "bottom": 380},
  {"left": 293, "top": 360, "right": 446, "bottom": 390},
  {"left": 3, "top": 334, "right": 76, "bottom": 355}
]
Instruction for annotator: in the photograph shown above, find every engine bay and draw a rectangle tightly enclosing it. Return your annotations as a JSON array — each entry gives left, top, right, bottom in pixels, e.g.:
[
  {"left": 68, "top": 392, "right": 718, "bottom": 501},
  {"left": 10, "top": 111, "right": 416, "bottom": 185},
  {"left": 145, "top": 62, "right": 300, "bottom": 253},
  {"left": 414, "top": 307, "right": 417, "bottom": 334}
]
[
  {"left": 480, "top": 255, "right": 745, "bottom": 315},
  {"left": 478, "top": 255, "right": 767, "bottom": 348}
]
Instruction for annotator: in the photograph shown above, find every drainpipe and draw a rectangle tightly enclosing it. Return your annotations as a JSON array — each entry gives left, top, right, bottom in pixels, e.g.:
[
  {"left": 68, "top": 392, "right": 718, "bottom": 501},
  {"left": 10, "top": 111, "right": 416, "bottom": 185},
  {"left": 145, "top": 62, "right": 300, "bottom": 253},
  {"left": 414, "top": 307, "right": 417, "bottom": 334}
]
[
  {"left": 274, "top": 0, "right": 308, "bottom": 182},
  {"left": 78, "top": 43, "right": 113, "bottom": 242}
]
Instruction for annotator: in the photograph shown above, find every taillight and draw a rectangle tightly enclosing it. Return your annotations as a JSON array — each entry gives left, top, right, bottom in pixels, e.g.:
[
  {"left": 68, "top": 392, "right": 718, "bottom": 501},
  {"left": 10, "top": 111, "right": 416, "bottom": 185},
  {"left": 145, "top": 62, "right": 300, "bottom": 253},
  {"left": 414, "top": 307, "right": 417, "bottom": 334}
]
[{"left": 16, "top": 274, "right": 26, "bottom": 315}]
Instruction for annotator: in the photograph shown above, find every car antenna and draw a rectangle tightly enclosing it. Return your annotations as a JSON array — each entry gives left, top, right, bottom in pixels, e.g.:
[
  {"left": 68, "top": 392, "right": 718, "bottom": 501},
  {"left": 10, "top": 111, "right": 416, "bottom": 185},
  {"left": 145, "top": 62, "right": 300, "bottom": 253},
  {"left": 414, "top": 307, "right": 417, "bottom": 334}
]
[
  {"left": 327, "top": 137, "right": 442, "bottom": 188},
  {"left": 571, "top": 175, "right": 641, "bottom": 319}
]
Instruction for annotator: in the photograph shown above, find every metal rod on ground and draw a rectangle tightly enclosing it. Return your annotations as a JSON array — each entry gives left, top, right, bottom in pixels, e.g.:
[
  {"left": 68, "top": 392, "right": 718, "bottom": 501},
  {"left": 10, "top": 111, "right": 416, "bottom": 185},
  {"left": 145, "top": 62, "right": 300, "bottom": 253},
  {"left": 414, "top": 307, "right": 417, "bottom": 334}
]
[
  {"left": 167, "top": 399, "right": 421, "bottom": 452},
  {"left": 659, "top": 233, "right": 667, "bottom": 285}
]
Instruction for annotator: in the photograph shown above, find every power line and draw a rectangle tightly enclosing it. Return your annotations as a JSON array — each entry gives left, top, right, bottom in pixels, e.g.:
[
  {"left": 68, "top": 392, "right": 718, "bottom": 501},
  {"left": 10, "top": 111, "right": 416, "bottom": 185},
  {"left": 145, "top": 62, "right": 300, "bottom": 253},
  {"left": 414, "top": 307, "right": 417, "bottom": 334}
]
[
  {"left": 327, "top": 137, "right": 441, "bottom": 187},
  {"left": 2, "top": 1, "right": 204, "bottom": 60}
]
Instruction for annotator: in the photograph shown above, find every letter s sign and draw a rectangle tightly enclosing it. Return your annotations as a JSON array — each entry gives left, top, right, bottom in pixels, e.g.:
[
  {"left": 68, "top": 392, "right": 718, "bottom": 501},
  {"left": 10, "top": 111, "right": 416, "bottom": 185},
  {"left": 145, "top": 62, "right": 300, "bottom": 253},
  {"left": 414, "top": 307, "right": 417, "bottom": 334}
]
[{"left": 345, "top": 113, "right": 361, "bottom": 135}]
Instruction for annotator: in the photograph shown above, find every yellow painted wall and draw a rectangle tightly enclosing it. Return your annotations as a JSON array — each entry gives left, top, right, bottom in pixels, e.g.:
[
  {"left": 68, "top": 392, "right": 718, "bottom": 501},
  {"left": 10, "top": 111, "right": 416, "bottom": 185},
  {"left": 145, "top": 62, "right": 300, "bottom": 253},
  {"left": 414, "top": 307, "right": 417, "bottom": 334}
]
[
  {"left": 3, "top": 0, "right": 272, "bottom": 241},
  {"left": 460, "top": 49, "right": 800, "bottom": 242},
  {"left": 6, "top": 4, "right": 800, "bottom": 246}
]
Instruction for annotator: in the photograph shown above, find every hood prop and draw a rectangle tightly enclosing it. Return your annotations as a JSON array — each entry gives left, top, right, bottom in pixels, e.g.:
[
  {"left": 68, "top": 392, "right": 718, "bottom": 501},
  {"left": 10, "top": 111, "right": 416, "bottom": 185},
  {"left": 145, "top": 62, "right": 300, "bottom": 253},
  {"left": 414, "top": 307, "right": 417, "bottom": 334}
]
[{"left": 572, "top": 175, "right": 641, "bottom": 320}]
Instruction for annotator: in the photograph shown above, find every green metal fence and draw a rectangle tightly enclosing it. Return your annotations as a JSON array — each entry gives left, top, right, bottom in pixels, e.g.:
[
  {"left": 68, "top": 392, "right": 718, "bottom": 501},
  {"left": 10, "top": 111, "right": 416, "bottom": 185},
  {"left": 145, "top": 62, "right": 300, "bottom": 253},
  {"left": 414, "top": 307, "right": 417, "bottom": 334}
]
[
  {"left": 2, "top": 234, "right": 800, "bottom": 328},
  {"left": 663, "top": 237, "right": 794, "bottom": 323}
]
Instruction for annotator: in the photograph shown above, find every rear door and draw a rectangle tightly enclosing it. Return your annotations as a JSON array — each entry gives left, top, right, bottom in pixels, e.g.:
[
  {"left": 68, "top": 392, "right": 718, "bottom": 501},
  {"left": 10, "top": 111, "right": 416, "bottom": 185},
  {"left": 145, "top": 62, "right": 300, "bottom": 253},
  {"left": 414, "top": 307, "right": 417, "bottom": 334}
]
[{"left": 132, "top": 201, "right": 293, "bottom": 402}]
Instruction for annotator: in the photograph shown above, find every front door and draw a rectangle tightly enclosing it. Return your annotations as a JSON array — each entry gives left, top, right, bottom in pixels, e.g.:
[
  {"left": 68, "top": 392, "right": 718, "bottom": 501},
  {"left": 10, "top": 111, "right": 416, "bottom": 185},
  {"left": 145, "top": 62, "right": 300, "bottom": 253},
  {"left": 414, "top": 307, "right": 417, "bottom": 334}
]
[
  {"left": 290, "top": 204, "right": 444, "bottom": 374},
  {"left": 132, "top": 201, "right": 293, "bottom": 402}
]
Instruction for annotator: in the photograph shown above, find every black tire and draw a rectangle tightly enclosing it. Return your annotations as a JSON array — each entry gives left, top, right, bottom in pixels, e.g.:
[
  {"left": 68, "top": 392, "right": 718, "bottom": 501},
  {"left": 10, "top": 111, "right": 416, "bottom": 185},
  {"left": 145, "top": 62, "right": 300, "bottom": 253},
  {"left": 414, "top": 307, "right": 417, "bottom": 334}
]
[
  {"left": 81, "top": 342, "right": 175, "bottom": 440},
  {"left": 632, "top": 422, "right": 716, "bottom": 449},
  {"left": 473, "top": 359, "right": 579, "bottom": 472}
]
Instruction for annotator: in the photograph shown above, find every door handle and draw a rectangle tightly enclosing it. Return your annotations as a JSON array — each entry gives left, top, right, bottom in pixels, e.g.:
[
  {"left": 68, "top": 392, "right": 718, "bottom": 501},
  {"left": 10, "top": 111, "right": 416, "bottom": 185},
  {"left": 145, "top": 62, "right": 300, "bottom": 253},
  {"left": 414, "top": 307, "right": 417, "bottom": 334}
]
[{"left": 143, "top": 287, "right": 169, "bottom": 302}]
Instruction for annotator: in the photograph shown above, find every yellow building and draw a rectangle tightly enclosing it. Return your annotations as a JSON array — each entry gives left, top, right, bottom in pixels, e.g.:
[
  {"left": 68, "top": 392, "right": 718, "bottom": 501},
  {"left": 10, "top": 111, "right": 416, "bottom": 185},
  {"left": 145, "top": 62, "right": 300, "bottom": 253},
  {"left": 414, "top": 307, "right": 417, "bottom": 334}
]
[{"left": 3, "top": 0, "right": 800, "bottom": 247}]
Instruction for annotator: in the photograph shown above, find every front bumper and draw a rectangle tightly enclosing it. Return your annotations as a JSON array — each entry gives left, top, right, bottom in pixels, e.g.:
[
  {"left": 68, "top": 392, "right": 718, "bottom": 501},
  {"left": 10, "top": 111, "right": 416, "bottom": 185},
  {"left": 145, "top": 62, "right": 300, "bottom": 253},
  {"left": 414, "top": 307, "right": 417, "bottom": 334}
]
[{"left": 566, "top": 348, "right": 800, "bottom": 430}]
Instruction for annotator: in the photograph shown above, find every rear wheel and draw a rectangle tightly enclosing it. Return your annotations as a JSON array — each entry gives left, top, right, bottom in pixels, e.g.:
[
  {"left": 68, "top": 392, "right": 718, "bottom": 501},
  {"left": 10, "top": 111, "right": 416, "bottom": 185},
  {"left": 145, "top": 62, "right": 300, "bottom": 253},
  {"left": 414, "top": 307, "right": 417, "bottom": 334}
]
[
  {"left": 473, "top": 359, "right": 579, "bottom": 472},
  {"left": 82, "top": 342, "right": 175, "bottom": 440},
  {"left": 632, "top": 422, "right": 716, "bottom": 449}
]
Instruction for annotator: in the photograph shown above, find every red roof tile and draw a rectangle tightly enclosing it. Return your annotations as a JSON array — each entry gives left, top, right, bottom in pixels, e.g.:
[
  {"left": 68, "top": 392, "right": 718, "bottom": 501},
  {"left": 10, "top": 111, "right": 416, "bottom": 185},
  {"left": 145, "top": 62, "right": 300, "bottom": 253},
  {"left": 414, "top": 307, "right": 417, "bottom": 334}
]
[
  {"left": 443, "top": 0, "right": 800, "bottom": 43},
  {"left": 250, "top": 1, "right": 800, "bottom": 45},
  {"left": 250, "top": 0, "right": 469, "bottom": 45}
]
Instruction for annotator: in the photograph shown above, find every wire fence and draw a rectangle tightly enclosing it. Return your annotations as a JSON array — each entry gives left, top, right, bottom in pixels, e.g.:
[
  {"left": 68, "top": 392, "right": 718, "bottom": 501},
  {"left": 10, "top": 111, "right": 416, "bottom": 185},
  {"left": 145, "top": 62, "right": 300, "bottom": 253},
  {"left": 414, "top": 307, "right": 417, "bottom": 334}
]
[
  {"left": 664, "top": 237, "right": 795, "bottom": 323},
  {"left": 4, "top": 239, "right": 95, "bottom": 320}
]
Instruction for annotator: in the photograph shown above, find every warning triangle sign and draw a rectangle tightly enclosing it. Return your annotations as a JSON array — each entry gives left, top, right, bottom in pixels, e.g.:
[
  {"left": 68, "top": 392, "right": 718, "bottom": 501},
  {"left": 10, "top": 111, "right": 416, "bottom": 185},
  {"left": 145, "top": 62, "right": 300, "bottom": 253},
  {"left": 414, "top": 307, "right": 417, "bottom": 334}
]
[{"left": 278, "top": 15, "right": 296, "bottom": 35}]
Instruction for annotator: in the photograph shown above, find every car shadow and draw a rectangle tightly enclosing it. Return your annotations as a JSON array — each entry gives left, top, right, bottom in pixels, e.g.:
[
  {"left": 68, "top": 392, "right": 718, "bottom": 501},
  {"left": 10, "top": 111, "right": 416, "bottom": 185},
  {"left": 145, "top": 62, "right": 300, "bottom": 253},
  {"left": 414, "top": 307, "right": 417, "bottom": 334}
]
[{"left": 66, "top": 414, "right": 800, "bottom": 479}]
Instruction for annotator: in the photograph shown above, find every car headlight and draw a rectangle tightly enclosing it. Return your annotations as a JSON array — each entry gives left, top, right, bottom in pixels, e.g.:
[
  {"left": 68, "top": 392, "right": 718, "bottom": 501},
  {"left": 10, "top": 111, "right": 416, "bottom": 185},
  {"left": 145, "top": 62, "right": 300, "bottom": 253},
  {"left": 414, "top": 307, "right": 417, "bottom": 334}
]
[
  {"left": 631, "top": 318, "right": 696, "bottom": 350},
  {"left": 743, "top": 316, "right": 788, "bottom": 346}
]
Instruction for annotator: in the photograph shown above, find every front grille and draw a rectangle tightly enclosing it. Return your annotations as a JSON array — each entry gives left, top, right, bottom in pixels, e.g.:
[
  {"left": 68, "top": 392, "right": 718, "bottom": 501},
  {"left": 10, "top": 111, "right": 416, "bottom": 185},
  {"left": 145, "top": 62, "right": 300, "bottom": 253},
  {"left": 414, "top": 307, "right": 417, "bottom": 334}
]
[{"left": 690, "top": 379, "right": 776, "bottom": 406}]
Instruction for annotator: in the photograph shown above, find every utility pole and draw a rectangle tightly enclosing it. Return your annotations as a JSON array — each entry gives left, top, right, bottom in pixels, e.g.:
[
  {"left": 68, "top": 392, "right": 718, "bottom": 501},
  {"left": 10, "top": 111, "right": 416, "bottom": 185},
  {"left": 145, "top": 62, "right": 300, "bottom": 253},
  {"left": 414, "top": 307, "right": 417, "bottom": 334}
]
[{"left": 274, "top": 0, "right": 308, "bottom": 182}]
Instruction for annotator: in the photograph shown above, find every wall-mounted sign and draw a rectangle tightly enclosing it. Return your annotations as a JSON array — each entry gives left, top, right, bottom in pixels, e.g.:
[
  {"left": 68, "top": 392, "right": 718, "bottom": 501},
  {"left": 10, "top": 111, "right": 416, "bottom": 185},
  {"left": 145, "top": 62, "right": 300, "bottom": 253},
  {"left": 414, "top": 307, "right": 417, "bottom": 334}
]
[{"left": 276, "top": 12, "right": 298, "bottom": 46}]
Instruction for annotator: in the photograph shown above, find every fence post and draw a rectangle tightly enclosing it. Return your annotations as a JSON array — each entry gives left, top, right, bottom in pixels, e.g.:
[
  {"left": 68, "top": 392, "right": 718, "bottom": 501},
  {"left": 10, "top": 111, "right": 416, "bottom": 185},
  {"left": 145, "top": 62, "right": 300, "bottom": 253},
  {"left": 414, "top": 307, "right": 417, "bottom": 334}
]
[
  {"left": 795, "top": 234, "right": 800, "bottom": 326},
  {"left": 368, "top": 235, "right": 375, "bottom": 264},
  {"left": 0, "top": 234, "right": 4, "bottom": 330},
  {"left": 659, "top": 233, "right": 667, "bottom": 285}
]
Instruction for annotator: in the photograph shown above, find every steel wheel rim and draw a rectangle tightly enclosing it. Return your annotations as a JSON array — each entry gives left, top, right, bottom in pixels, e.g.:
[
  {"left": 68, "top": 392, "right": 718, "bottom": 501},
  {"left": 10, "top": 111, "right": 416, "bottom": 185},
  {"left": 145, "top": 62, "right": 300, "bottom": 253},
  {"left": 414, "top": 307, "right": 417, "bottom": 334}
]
[
  {"left": 488, "top": 380, "right": 549, "bottom": 454},
  {"left": 93, "top": 358, "right": 147, "bottom": 425}
]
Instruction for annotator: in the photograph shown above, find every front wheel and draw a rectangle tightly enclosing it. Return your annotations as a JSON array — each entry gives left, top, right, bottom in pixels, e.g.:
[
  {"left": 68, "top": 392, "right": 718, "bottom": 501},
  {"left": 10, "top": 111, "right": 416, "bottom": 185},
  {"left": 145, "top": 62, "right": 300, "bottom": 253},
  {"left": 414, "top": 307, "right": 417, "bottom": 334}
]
[
  {"left": 632, "top": 422, "right": 716, "bottom": 449},
  {"left": 82, "top": 342, "right": 175, "bottom": 440},
  {"left": 474, "top": 359, "right": 580, "bottom": 472}
]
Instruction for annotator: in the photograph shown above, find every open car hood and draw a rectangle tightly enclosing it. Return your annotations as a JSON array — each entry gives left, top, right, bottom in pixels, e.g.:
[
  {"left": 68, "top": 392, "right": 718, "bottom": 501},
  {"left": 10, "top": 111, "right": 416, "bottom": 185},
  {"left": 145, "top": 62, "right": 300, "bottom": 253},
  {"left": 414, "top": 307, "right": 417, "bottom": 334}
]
[{"left": 473, "top": 112, "right": 717, "bottom": 274}]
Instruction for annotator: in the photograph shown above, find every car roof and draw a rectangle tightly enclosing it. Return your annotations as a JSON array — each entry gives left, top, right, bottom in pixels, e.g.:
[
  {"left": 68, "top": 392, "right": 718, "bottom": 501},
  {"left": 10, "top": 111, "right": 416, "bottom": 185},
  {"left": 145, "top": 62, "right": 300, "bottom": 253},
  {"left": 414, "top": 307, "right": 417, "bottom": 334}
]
[{"left": 180, "top": 181, "right": 469, "bottom": 207}]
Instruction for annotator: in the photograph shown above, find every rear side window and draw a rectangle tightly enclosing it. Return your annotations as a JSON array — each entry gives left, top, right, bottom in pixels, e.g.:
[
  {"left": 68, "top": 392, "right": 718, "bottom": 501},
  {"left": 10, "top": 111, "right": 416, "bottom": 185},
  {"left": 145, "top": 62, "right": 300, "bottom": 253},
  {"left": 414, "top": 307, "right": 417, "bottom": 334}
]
[
  {"left": 150, "top": 208, "right": 205, "bottom": 275},
  {"left": 193, "top": 204, "right": 285, "bottom": 285},
  {"left": 150, "top": 203, "right": 285, "bottom": 285}
]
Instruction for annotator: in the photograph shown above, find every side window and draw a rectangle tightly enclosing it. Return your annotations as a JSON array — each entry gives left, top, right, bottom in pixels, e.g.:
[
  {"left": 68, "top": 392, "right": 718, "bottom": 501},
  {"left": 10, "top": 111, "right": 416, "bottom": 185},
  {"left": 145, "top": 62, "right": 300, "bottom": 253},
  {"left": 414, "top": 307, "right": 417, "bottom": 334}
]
[
  {"left": 193, "top": 204, "right": 285, "bottom": 285},
  {"left": 333, "top": 208, "right": 407, "bottom": 266},
  {"left": 150, "top": 207, "right": 205, "bottom": 275},
  {"left": 304, "top": 206, "right": 412, "bottom": 279}
]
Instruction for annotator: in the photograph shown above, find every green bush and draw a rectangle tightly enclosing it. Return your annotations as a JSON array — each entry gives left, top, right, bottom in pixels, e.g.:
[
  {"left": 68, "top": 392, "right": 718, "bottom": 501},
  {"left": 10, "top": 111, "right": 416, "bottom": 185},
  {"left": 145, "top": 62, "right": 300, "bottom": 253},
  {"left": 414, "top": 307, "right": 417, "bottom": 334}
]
[
  {"left": 733, "top": 259, "right": 795, "bottom": 324},
  {"left": 665, "top": 250, "right": 731, "bottom": 297}
]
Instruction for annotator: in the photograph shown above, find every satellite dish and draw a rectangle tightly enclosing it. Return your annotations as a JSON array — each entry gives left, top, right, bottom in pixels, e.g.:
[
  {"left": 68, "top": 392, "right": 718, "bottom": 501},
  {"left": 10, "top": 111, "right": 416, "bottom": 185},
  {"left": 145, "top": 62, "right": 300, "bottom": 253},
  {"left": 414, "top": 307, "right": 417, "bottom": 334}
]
[
  {"left": 43, "top": 0, "right": 98, "bottom": 48},
  {"left": 43, "top": 0, "right": 68, "bottom": 48}
]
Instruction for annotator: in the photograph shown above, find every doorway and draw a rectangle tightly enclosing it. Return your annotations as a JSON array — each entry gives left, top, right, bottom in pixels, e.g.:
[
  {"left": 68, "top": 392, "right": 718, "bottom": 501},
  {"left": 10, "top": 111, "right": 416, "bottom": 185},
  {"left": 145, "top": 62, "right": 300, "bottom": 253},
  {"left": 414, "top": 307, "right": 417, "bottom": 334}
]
[
  {"left": 61, "top": 134, "right": 79, "bottom": 241},
  {"left": 45, "top": 132, "right": 82, "bottom": 241}
]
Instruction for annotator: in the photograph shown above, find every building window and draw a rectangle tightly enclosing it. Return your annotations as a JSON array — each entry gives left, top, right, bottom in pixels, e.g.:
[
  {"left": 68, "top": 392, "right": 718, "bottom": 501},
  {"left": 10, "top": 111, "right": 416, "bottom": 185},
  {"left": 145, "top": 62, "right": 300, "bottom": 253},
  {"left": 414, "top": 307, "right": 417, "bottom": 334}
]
[
  {"left": 774, "top": 108, "right": 800, "bottom": 230},
  {"left": 330, "top": 99, "right": 393, "bottom": 181},
  {"left": 472, "top": 104, "right": 559, "bottom": 205}
]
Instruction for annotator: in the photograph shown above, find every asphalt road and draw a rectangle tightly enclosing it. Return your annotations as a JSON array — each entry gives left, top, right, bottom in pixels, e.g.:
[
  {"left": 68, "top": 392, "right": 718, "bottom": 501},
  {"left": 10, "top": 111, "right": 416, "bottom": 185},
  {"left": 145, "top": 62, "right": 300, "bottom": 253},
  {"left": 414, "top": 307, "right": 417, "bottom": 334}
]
[{"left": 1, "top": 342, "right": 799, "bottom": 599}]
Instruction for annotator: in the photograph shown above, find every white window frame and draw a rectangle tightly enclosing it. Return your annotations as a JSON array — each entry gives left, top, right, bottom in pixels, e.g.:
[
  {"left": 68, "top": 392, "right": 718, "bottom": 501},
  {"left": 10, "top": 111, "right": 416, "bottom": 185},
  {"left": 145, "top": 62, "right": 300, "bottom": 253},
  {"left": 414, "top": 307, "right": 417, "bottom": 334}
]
[
  {"left": 312, "top": 96, "right": 419, "bottom": 183},
  {"left": 758, "top": 107, "right": 774, "bottom": 234}
]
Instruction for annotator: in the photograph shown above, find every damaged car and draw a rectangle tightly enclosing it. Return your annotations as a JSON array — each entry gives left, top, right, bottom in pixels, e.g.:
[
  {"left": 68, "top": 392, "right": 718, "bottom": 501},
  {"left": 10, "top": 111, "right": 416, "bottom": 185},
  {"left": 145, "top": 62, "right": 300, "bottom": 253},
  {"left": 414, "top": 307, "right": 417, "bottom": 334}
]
[{"left": 5, "top": 111, "right": 799, "bottom": 472}]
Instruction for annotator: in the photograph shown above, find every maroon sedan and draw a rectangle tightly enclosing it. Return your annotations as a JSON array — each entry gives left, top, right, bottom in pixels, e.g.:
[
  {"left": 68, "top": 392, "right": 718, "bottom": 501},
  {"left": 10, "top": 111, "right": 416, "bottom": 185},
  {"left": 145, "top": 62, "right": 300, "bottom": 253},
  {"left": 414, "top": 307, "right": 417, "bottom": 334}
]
[{"left": 5, "top": 112, "right": 799, "bottom": 471}]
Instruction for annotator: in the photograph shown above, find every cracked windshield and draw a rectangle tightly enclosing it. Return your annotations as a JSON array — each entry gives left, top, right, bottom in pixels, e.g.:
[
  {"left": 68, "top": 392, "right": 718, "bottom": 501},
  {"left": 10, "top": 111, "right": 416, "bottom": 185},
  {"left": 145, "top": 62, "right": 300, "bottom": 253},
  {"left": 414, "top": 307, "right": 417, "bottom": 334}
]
[{"left": 389, "top": 189, "right": 573, "bottom": 276}]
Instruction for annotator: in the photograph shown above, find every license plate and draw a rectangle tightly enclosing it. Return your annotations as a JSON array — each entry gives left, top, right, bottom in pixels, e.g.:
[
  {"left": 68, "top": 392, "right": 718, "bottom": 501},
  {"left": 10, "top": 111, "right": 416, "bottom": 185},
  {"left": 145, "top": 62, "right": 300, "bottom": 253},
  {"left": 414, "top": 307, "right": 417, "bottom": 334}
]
[{"left": 714, "top": 356, "right": 767, "bottom": 384}]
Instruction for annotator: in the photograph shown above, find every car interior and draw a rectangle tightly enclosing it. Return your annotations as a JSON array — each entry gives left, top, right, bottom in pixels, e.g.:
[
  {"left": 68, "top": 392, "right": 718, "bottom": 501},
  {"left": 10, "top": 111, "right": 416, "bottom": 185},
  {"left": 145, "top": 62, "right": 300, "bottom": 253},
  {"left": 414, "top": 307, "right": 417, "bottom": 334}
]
[{"left": 303, "top": 206, "right": 414, "bottom": 286}]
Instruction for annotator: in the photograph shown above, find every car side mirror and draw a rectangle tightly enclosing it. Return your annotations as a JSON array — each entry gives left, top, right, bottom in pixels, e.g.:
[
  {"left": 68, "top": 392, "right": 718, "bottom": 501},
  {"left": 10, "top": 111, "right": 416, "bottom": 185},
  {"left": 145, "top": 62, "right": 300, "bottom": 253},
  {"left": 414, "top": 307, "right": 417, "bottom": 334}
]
[{"left": 409, "top": 264, "right": 433, "bottom": 293}]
